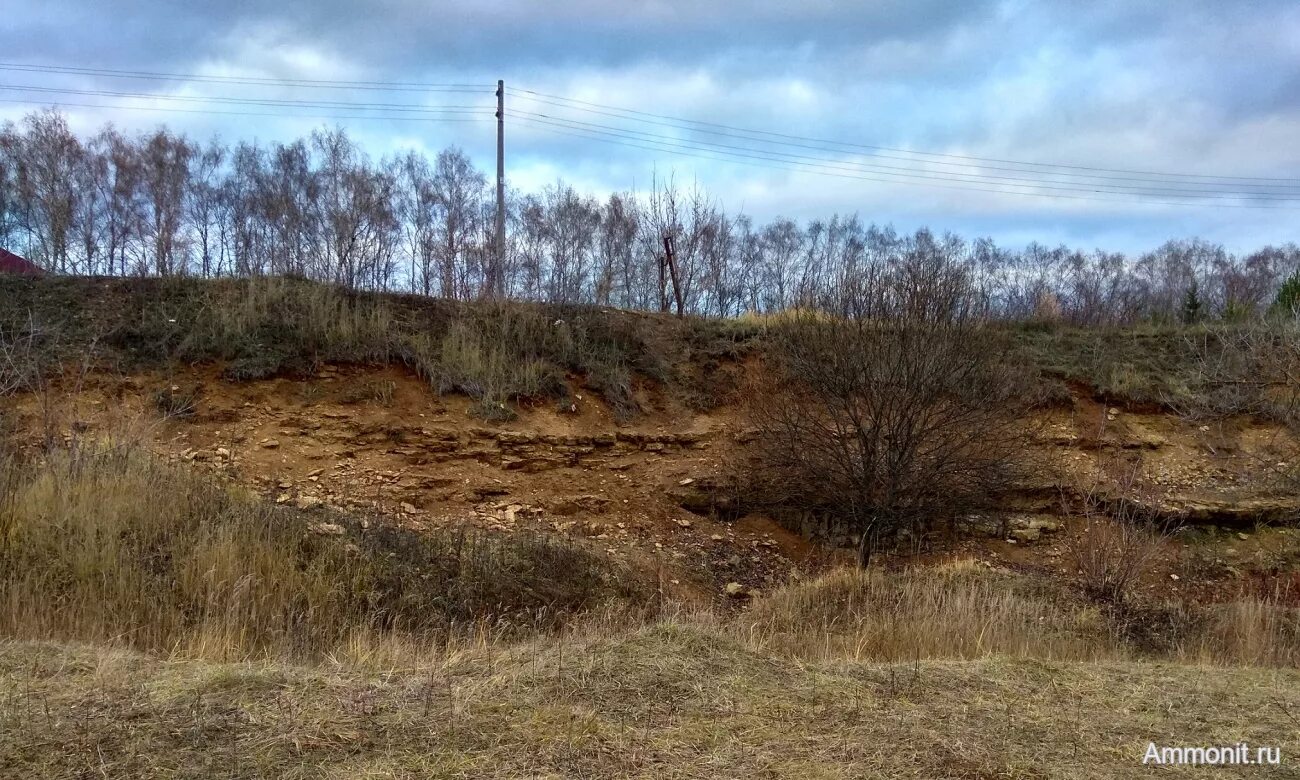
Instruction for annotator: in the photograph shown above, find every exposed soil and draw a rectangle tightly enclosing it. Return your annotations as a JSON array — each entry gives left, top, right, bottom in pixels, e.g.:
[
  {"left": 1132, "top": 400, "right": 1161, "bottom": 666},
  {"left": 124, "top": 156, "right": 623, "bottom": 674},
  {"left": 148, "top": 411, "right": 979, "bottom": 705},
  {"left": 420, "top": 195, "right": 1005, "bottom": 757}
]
[{"left": 5, "top": 359, "right": 1300, "bottom": 603}]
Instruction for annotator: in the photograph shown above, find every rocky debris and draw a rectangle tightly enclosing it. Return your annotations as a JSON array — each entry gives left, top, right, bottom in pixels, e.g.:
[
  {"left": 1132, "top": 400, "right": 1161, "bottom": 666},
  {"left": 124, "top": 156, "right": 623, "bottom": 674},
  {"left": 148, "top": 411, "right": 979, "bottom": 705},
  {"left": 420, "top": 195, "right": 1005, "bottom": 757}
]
[
  {"left": 1009, "top": 528, "right": 1041, "bottom": 543},
  {"left": 501, "top": 455, "right": 570, "bottom": 473},
  {"left": 1041, "top": 426, "right": 1080, "bottom": 446},
  {"left": 1130, "top": 495, "right": 1300, "bottom": 528},
  {"left": 475, "top": 501, "right": 545, "bottom": 527},
  {"left": 549, "top": 495, "right": 612, "bottom": 515},
  {"left": 668, "top": 476, "right": 742, "bottom": 518},
  {"left": 724, "top": 582, "right": 750, "bottom": 598},
  {"left": 1121, "top": 421, "right": 1167, "bottom": 450},
  {"left": 466, "top": 485, "right": 510, "bottom": 502},
  {"left": 260, "top": 438, "right": 280, "bottom": 449},
  {"left": 968, "top": 512, "right": 1064, "bottom": 540}
]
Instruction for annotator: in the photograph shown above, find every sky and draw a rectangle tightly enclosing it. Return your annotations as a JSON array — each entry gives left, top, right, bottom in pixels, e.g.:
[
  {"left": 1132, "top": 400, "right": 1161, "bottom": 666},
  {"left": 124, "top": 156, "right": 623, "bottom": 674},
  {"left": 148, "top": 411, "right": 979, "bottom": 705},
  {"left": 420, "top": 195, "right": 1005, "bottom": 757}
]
[{"left": 2, "top": 0, "right": 1299, "bottom": 253}]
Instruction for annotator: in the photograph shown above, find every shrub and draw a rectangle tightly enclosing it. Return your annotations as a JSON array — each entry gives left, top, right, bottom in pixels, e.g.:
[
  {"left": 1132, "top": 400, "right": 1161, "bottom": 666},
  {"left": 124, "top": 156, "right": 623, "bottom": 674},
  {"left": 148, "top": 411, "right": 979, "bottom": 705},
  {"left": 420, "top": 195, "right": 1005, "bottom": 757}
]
[
  {"left": 1064, "top": 467, "right": 1171, "bottom": 604},
  {"left": 749, "top": 264, "right": 1029, "bottom": 566}
]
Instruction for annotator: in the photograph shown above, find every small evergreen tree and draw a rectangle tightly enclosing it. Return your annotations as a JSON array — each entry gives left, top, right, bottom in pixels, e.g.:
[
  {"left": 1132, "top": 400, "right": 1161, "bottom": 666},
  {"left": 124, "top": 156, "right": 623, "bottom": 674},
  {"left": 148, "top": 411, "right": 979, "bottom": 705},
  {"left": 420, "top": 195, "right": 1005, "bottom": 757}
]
[
  {"left": 1274, "top": 272, "right": 1300, "bottom": 317},
  {"left": 1181, "top": 279, "right": 1202, "bottom": 325}
]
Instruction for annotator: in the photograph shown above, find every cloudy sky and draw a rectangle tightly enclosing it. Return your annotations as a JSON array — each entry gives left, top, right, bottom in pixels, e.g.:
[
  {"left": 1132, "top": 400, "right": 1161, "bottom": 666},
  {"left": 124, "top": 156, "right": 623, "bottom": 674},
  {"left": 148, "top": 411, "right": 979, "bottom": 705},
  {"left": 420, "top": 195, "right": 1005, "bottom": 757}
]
[{"left": 3, "top": 0, "right": 1299, "bottom": 252}]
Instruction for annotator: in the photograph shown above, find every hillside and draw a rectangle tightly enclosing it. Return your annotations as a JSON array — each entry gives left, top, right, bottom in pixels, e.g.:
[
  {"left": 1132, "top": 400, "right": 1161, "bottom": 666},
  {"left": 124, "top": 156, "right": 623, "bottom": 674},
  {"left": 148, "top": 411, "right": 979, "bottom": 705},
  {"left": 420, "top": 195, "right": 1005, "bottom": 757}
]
[
  {"left": 3, "top": 276, "right": 1300, "bottom": 777},
  {"left": 3, "top": 276, "right": 1299, "bottom": 594}
]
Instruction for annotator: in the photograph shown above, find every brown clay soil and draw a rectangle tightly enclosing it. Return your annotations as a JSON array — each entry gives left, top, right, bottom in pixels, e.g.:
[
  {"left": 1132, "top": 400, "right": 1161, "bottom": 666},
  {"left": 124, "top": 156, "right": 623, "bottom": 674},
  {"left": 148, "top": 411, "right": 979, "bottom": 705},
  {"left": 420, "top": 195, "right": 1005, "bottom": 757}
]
[{"left": 5, "top": 360, "right": 1300, "bottom": 603}]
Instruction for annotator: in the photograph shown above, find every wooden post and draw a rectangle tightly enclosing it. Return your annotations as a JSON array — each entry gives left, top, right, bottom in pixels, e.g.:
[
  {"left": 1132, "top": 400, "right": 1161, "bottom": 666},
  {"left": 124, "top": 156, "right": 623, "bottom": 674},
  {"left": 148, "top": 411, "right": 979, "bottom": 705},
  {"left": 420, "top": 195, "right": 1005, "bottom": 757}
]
[
  {"left": 663, "top": 233, "right": 684, "bottom": 317},
  {"left": 658, "top": 250, "right": 668, "bottom": 312}
]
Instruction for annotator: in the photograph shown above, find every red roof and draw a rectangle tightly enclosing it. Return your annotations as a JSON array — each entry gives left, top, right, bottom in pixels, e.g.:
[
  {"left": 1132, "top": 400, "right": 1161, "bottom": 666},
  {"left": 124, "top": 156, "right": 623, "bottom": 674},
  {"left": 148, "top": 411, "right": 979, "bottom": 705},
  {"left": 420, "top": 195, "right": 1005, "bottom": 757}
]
[{"left": 0, "top": 248, "right": 43, "bottom": 276}]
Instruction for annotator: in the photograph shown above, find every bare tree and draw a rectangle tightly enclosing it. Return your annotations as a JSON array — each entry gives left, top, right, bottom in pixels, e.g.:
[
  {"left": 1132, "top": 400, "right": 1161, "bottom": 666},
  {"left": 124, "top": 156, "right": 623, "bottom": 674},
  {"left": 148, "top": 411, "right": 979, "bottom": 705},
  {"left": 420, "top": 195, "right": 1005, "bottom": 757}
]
[
  {"left": 311, "top": 128, "right": 400, "bottom": 290},
  {"left": 431, "top": 147, "right": 486, "bottom": 299},
  {"left": 596, "top": 192, "right": 639, "bottom": 307},
  {"left": 71, "top": 143, "right": 107, "bottom": 275},
  {"left": 14, "top": 110, "right": 83, "bottom": 272},
  {"left": 188, "top": 138, "right": 226, "bottom": 277},
  {"left": 750, "top": 257, "right": 1028, "bottom": 567},
  {"left": 5, "top": 105, "right": 1300, "bottom": 325},
  {"left": 87, "top": 127, "right": 145, "bottom": 277},
  {"left": 397, "top": 150, "right": 438, "bottom": 295},
  {"left": 540, "top": 183, "right": 600, "bottom": 304},
  {"left": 0, "top": 122, "right": 21, "bottom": 254}
]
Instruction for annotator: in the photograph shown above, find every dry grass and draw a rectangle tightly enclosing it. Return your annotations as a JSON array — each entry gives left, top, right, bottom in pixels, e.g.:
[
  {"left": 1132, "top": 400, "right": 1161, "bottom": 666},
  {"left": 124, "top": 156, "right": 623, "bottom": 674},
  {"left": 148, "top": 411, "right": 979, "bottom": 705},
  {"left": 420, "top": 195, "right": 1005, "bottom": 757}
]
[
  {"left": 0, "top": 447, "right": 1298, "bottom": 776},
  {"left": 2, "top": 625, "right": 1298, "bottom": 779},
  {"left": 740, "top": 564, "right": 1116, "bottom": 663},
  {"left": 0, "top": 275, "right": 763, "bottom": 419},
  {"left": 1179, "top": 598, "right": 1300, "bottom": 667},
  {"left": 0, "top": 445, "right": 647, "bottom": 662},
  {"left": 742, "top": 561, "right": 1300, "bottom": 669}
]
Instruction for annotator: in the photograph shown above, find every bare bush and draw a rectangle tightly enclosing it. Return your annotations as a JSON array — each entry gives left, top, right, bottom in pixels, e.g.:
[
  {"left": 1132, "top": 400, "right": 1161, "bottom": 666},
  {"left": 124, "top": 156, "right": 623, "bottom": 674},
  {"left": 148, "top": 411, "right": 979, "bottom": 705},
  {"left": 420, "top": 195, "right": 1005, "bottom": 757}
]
[
  {"left": 1169, "top": 322, "right": 1300, "bottom": 424},
  {"left": 749, "top": 257, "right": 1029, "bottom": 566},
  {"left": 1069, "top": 517, "right": 1165, "bottom": 604},
  {"left": 0, "top": 321, "right": 39, "bottom": 397},
  {"left": 1064, "top": 467, "right": 1172, "bottom": 604}
]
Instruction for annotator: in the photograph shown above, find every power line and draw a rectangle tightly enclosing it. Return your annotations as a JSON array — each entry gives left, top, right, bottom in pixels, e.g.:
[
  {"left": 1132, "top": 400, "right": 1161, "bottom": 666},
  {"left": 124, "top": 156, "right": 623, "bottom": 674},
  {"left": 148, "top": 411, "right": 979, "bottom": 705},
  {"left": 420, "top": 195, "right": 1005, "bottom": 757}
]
[
  {"left": 6, "top": 60, "right": 1296, "bottom": 207},
  {"left": 515, "top": 114, "right": 1300, "bottom": 204},
  {"left": 0, "top": 62, "right": 490, "bottom": 92},
  {"left": 515, "top": 110, "right": 1300, "bottom": 201},
  {"left": 0, "top": 84, "right": 492, "bottom": 115},
  {"left": 514, "top": 92, "right": 1300, "bottom": 193},
  {"left": 515, "top": 87, "right": 1300, "bottom": 185},
  {"left": 0, "top": 97, "right": 494, "bottom": 124},
  {"left": 516, "top": 116, "right": 1299, "bottom": 210}
]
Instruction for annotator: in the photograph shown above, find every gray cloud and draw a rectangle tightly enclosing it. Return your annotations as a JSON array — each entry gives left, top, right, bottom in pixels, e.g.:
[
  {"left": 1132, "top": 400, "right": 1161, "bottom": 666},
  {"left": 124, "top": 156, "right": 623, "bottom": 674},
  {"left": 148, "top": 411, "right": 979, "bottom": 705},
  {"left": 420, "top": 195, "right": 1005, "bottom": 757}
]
[{"left": 1, "top": 0, "right": 1299, "bottom": 251}]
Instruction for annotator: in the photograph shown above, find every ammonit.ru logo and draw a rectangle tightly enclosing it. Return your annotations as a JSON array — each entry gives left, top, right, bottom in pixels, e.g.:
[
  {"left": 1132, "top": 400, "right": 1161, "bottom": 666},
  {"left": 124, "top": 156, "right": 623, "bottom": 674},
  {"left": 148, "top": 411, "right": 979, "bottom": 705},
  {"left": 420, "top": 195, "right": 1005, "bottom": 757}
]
[{"left": 1143, "top": 743, "right": 1281, "bottom": 766}]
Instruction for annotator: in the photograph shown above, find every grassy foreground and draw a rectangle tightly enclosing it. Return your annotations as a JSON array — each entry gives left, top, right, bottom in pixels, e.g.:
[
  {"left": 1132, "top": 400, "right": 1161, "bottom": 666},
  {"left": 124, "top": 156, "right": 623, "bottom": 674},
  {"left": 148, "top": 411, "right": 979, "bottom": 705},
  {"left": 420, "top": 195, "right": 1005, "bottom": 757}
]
[
  {"left": 2, "top": 627, "right": 1298, "bottom": 779},
  {"left": 2, "top": 434, "right": 1299, "bottom": 776}
]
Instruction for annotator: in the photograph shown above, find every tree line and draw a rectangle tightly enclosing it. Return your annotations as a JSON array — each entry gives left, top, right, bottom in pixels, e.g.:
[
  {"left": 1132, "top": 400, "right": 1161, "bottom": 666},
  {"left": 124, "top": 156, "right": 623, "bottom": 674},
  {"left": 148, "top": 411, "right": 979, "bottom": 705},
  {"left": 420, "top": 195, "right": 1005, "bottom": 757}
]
[{"left": 2, "top": 108, "right": 1298, "bottom": 324}]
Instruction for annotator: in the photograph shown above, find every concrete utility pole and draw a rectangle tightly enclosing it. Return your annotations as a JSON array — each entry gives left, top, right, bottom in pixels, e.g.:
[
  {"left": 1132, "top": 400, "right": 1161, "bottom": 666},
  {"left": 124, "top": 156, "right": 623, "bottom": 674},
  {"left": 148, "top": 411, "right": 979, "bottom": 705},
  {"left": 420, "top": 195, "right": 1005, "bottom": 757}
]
[{"left": 494, "top": 79, "right": 506, "bottom": 298}]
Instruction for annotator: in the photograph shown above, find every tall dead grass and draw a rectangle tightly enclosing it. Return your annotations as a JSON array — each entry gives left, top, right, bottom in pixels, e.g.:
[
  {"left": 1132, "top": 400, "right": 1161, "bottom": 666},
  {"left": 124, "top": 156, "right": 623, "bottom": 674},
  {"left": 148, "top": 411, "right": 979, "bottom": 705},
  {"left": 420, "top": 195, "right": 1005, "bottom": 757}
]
[
  {"left": 0, "top": 444, "right": 646, "bottom": 662},
  {"left": 1180, "top": 597, "right": 1300, "bottom": 666},
  {"left": 741, "top": 563, "right": 1115, "bottom": 662},
  {"left": 741, "top": 560, "right": 1300, "bottom": 667}
]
